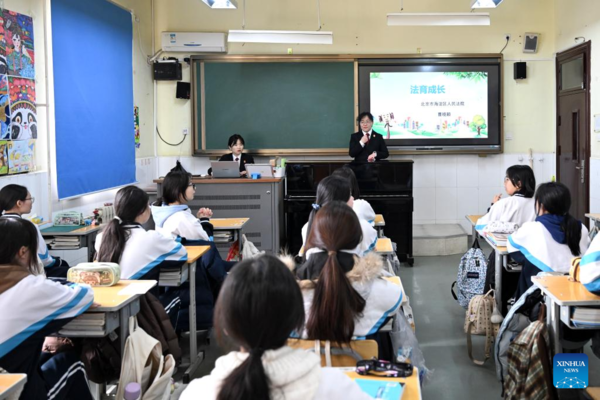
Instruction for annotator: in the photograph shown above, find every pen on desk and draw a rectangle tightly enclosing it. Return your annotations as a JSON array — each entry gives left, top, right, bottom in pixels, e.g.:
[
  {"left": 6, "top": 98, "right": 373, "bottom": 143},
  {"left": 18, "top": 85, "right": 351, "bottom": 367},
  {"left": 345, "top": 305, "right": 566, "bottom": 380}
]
[{"left": 375, "top": 386, "right": 385, "bottom": 399}]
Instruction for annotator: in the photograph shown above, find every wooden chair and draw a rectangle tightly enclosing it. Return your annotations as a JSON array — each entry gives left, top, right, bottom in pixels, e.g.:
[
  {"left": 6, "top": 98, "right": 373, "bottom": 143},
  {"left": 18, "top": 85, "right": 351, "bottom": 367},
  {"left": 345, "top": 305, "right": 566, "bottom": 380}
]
[{"left": 287, "top": 339, "right": 378, "bottom": 367}]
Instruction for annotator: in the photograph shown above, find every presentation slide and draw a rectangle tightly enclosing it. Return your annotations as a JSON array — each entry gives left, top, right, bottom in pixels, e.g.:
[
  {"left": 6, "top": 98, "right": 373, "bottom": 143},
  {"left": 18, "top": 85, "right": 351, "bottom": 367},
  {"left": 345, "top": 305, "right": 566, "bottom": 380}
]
[{"left": 370, "top": 71, "right": 489, "bottom": 140}]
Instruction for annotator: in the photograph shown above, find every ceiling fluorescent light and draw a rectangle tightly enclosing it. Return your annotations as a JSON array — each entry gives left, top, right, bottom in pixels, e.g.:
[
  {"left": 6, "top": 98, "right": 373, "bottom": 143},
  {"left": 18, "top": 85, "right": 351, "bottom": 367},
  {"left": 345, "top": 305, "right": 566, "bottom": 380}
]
[
  {"left": 387, "top": 12, "right": 490, "bottom": 26},
  {"left": 228, "top": 30, "right": 333, "bottom": 44},
  {"left": 471, "top": 0, "right": 504, "bottom": 8},
  {"left": 202, "top": 0, "right": 237, "bottom": 9}
]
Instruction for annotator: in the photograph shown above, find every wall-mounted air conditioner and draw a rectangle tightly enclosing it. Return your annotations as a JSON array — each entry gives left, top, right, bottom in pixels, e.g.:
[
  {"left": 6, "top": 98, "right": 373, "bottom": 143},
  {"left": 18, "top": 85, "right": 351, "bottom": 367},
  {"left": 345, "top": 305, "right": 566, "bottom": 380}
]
[{"left": 161, "top": 32, "right": 227, "bottom": 53}]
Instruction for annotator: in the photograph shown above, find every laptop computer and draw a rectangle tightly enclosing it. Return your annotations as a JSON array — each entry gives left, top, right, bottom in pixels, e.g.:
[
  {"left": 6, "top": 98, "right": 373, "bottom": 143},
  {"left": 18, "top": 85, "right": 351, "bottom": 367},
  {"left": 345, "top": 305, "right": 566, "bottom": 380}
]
[
  {"left": 211, "top": 161, "right": 240, "bottom": 178},
  {"left": 246, "top": 164, "right": 274, "bottom": 178}
]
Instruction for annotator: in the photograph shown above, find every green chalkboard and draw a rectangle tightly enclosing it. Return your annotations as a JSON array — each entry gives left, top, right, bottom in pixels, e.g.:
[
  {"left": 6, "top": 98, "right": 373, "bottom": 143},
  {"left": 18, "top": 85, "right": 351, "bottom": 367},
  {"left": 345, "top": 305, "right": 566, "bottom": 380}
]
[{"left": 196, "top": 61, "right": 355, "bottom": 151}]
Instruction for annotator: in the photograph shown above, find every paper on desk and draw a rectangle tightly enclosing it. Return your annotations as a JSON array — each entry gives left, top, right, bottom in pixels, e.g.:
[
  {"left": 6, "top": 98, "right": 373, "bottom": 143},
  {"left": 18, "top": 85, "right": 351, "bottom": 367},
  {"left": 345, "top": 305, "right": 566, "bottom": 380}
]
[{"left": 118, "top": 280, "right": 156, "bottom": 295}]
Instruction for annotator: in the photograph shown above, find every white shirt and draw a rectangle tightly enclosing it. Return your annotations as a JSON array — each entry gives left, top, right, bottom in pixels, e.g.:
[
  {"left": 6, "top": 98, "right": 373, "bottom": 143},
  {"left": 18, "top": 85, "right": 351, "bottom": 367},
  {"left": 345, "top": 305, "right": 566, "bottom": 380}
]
[
  {"left": 507, "top": 221, "right": 590, "bottom": 273},
  {"left": 579, "top": 234, "right": 600, "bottom": 294},
  {"left": 475, "top": 195, "right": 536, "bottom": 231},
  {"left": 359, "top": 130, "right": 373, "bottom": 148},
  {"left": 0, "top": 273, "right": 93, "bottom": 358},
  {"left": 232, "top": 154, "right": 241, "bottom": 167},
  {"left": 157, "top": 209, "right": 210, "bottom": 241},
  {"left": 95, "top": 225, "right": 188, "bottom": 279},
  {"left": 353, "top": 199, "right": 376, "bottom": 223},
  {"left": 180, "top": 346, "right": 371, "bottom": 400}
]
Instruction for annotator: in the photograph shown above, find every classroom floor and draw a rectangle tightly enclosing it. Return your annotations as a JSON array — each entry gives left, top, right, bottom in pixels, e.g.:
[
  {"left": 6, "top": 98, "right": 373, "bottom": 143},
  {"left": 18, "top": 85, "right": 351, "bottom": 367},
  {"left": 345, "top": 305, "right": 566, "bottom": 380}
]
[{"left": 170, "top": 244, "right": 600, "bottom": 399}]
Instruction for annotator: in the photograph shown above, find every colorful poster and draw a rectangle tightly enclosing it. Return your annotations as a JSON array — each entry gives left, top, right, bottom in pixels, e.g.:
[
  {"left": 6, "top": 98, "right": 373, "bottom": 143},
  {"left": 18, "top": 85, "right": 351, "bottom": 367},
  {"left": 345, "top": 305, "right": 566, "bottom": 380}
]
[
  {"left": 0, "top": 140, "right": 8, "bottom": 175},
  {"left": 134, "top": 106, "right": 140, "bottom": 149},
  {"left": 3, "top": 10, "right": 34, "bottom": 79},
  {"left": 7, "top": 139, "right": 34, "bottom": 174},
  {"left": 0, "top": 76, "right": 10, "bottom": 139},
  {"left": 8, "top": 76, "right": 36, "bottom": 139}
]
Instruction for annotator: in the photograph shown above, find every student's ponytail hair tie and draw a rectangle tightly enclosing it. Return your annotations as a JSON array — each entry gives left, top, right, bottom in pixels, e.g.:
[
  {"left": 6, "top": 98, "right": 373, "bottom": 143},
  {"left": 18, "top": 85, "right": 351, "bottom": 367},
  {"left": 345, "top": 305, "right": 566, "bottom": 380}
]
[
  {"left": 312, "top": 203, "right": 321, "bottom": 211},
  {"left": 114, "top": 216, "right": 123, "bottom": 224},
  {"left": 328, "top": 250, "right": 337, "bottom": 256},
  {"left": 250, "top": 347, "right": 265, "bottom": 357}
]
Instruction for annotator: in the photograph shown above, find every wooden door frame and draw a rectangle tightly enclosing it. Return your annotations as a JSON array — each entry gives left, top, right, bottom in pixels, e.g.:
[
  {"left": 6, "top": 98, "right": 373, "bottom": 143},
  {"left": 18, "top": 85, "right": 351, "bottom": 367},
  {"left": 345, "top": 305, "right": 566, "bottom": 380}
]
[{"left": 555, "top": 41, "right": 591, "bottom": 216}]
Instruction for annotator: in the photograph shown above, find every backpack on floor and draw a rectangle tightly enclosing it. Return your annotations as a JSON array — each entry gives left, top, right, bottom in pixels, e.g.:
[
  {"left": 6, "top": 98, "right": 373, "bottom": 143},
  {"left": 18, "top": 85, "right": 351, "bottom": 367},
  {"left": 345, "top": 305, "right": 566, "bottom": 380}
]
[
  {"left": 503, "top": 303, "right": 557, "bottom": 400},
  {"left": 452, "top": 238, "right": 488, "bottom": 309},
  {"left": 464, "top": 289, "right": 501, "bottom": 365},
  {"left": 495, "top": 285, "right": 544, "bottom": 385}
]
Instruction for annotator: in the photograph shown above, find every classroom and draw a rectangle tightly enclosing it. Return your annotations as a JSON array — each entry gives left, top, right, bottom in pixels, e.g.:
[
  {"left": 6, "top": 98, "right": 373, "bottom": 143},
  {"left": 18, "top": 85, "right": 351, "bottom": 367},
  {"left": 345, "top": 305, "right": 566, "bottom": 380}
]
[{"left": 0, "top": 0, "right": 599, "bottom": 399}]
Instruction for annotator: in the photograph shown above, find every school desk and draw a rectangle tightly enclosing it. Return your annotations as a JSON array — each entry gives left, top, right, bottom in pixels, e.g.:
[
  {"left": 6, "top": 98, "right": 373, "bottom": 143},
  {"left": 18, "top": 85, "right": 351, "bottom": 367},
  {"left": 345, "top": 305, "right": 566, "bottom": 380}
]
[
  {"left": 182, "top": 245, "right": 211, "bottom": 383},
  {"left": 210, "top": 217, "right": 249, "bottom": 261},
  {"left": 376, "top": 238, "right": 394, "bottom": 255},
  {"left": 374, "top": 214, "right": 385, "bottom": 238},
  {"left": 466, "top": 214, "right": 512, "bottom": 311},
  {"left": 40, "top": 225, "right": 101, "bottom": 263},
  {"left": 155, "top": 177, "right": 283, "bottom": 257},
  {"left": 532, "top": 275, "right": 600, "bottom": 356},
  {"left": 344, "top": 368, "right": 422, "bottom": 400},
  {"left": 0, "top": 374, "right": 26, "bottom": 400}
]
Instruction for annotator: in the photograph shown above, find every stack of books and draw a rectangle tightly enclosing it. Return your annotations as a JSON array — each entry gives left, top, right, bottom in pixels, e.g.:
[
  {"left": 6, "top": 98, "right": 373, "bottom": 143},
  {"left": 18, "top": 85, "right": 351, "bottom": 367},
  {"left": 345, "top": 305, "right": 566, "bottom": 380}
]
[
  {"left": 49, "top": 237, "right": 80, "bottom": 249},
  {"left": 571, "top": 307, "right": 600, "bottom": 327},
  {"left": 159, "top": 266, "right": 187, "bottom": 286},
  {"left": 485, "top": 232, "right": 509, "bottom": 247},
  {"left": 60, "top": 313, "right": 105, "bottom": 335},
  {"left": 213, "top": 231, "right": 233, "bottom": 243}
]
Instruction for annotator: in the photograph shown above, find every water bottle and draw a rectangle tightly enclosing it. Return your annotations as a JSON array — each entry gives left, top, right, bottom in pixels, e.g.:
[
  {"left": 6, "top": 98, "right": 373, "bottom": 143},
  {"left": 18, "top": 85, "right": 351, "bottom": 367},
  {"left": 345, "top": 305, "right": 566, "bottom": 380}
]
[{"left": 124, "top": 382, "right": 141, "bottom": 400}]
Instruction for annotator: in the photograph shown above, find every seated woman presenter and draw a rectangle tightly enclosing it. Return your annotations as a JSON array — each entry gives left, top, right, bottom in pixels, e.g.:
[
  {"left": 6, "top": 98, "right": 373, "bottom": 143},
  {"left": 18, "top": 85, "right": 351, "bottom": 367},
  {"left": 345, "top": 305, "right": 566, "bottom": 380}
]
[
  {"left": 214, "top": 134, "right": 255, "bottom": 177},
  {"left": 349, "top": 112, "right": 389, "bottom": 163}
]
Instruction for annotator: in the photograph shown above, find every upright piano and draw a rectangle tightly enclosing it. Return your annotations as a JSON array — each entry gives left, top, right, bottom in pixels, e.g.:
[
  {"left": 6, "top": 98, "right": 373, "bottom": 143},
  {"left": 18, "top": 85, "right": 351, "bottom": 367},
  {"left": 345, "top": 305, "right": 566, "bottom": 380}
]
[{"left": 284, "top": 160, "right": 414, "bottom": 266}]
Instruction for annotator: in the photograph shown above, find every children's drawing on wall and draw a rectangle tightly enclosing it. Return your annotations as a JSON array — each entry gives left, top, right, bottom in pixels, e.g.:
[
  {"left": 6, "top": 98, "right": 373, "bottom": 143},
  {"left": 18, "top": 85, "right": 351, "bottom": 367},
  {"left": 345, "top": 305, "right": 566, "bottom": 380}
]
[
  {"left": 134, "top": 106, "right": 141, "bottom": 149},
  {"left": 6, "top": 139, "right": 34, "bottom": 174},
  {"left": 8, "top": 77, "right": 36, "bottom": 139},
  {"left": 4, "top": 10, "right": 34, "bottom": 79},
  {"left": 0, "top": 12, "right": 7, "bottom": 76},
  {"left": 0, "top": 76, "right": 10, "bottom": 139},
  {"left": 0, "top": 140, "right": 8, "bottom": 175}
]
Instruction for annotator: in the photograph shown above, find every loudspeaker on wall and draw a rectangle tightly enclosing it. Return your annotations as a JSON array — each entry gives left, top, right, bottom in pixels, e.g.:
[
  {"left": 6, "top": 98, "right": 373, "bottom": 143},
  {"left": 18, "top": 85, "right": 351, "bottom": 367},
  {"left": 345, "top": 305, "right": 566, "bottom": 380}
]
[
  {"left": 176, "top": 82, "right": 191, "bottom": 99},
  {"left": 514, "top": 62, "right": 526, "bottom": 80}
]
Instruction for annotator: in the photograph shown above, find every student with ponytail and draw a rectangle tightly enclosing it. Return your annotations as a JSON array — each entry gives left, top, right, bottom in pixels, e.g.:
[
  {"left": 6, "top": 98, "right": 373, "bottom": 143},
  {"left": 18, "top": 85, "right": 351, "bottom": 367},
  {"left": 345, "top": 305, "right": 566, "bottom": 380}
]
[
  {"left": 180, "top": 255, "right": 371, "bottom": 400},
  {"left": 0, "top": 184, "right": 69, "bottom": 277},
  {"left": 331, "top": 167, "right": 376, "bottom": 223},
  {"left": 295, "top": 202, "right": 403, "bottom": 347},
  {"left": 508, "top": 182, "right": 590, "bottom": 299},
  {"left": 95, "top": 186, "right": 187, "bottom": 281},
  {"left": 301, "top": 176, "right": 377, "bottom": 258}
]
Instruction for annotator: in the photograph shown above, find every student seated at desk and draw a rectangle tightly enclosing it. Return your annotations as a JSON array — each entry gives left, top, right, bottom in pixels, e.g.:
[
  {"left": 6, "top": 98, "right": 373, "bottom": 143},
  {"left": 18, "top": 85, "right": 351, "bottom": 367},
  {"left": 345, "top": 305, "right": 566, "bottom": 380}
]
[
  {"left": 475, "top": 165, "right": 537, "bottom": 230},
  {"left": 508, "top": 182, "right": 590, "bottom": 300},
  {"left": 208, "top": 134, "right": 255, "bottom": 177},
  {"left": 151, "top": 162, "right": 234, "bottom": 330},
  {"left": 95, "top": 186, "right": 187, "bottom": 281},
  {"left": 0, "top": 218, "right": 94, "bottom": 400},
  {"left": 301, "top": 176, "right": 377, "bottom": 257},
  {"left": 180, "top": 255, "right": 371, "bottom": 400},
  {"left": 293, "top": 202, "right": 402, "bottom": 358},
  {"left": 0, "top": 184, "right": 69, "bottom": 277},
  {"left": 332, "top": 167, "right": 376, "bottom": 223}
]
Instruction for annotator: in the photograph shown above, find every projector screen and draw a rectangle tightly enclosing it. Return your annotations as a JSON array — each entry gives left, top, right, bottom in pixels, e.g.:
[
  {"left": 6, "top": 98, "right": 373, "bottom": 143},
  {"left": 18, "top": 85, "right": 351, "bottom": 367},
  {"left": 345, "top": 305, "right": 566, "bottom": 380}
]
[{"left": 358, "top": 59, "right": 502, "bottom": 152}]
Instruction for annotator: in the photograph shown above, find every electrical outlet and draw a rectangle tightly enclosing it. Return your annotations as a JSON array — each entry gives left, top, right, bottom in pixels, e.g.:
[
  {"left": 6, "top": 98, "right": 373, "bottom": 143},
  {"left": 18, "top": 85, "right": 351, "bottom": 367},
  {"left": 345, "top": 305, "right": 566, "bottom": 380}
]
[
  {"left": 504, "top": 34, "right": 511, "bottom": 41},
  {"left": 183, "top": 128, "right": 189, "bottom": 136}
]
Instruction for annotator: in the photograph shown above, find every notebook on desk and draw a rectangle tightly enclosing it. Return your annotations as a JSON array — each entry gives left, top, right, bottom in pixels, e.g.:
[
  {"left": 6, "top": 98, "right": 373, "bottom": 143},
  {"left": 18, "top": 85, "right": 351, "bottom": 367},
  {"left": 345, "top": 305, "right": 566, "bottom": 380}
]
[{"left": 354, "top": 379, "right": 404, "bottom": 399}]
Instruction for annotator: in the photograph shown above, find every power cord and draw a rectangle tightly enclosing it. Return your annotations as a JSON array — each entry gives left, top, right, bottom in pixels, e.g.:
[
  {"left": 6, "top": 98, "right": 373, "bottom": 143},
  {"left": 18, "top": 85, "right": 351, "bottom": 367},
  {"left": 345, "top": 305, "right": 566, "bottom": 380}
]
[
  {"left": 500, "top": 36, "right": 510, "bottom": 53},
  {"left": 157, "top": 127, "right": 186, "bottom": 146}
]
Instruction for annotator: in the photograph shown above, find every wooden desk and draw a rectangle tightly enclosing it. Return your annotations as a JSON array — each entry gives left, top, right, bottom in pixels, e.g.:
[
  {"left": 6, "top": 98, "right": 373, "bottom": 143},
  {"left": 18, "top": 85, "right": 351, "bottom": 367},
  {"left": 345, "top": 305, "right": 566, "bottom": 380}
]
[
  {"left": 40, "top": 225, "right": 101, "bottom": 262},
  {"left": 211, "top": 218, "right": 249, "bottom": 261},
  {"left": 182, "top": 245, "right": 210, "bottom": 383},
  {"left": 0, "top": 374, "right": 26, "bottom": 400},
  {"left": 344, "top": 368, "right": 421, "bottom": 400},
  {"left": 374, "top": 214, "right": 385, "bottom": 238},
  {"left": 465, "top": 214, "right": 482, "bottom": 239},
  {"left": 532, "top": 276, "right": 600, "bottom": 355},
  {"left": 376, "top": 238, "right": 394, "bottom": 255}
]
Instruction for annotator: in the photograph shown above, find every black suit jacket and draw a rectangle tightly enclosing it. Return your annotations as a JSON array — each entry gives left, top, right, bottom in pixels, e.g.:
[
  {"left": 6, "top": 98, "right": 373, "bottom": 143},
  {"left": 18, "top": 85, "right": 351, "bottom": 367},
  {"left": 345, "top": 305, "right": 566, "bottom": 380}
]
[
  {"left": 348, "top": 131, "right": 389, "bottom": 162},
  {"left": 218, "top": 153, "right": 255, "bottom": 173}
]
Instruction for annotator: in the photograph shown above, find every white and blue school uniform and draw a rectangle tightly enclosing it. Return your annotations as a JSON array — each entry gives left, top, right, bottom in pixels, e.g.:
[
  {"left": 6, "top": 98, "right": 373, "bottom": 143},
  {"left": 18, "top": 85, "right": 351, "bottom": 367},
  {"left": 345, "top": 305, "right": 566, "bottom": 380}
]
[
  {"left": 475, "top": 194, "right": 536, "bottom": 232},
  {"left": 1, "top": 213, "right": 61, "bottom": 269},
  {"left": 151, "top": 204, "right": 213, "bottom": 242},
  {"left": 507, "top": 215, "right": 590, "bottom": 274},
  {"left": 353, "top": 199, "right": 376, "bottom": 224},
  {"left": 95, "top": 224, "right": 188, "bottom": 280},
  {"left": 580, "top": 235, "right": 600, "bottom": 294},
  {"left": 301, "top": 218, "right": 378, "bottom": 258},
  {"left": 0, "top": 266, "right": 94, "bottom": 400}
]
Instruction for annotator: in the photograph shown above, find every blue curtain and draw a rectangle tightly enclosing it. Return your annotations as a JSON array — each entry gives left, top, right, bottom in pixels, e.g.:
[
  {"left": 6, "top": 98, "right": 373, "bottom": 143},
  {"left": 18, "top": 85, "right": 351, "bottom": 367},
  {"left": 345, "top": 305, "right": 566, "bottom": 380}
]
[{"left": 52, "top": 0, "right": 135, "bottom": 199}]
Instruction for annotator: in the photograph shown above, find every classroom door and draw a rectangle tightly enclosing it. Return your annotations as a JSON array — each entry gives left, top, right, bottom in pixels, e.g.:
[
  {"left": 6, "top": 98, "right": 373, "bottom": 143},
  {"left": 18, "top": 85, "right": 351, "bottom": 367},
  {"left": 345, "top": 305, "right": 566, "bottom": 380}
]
[{"left": 556, "top": 41, "right": 591, "bottom": 223}]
